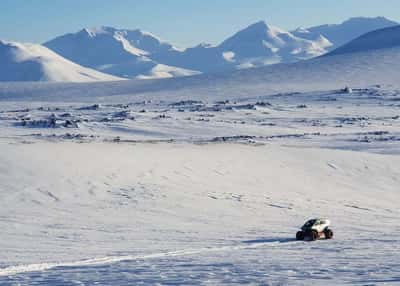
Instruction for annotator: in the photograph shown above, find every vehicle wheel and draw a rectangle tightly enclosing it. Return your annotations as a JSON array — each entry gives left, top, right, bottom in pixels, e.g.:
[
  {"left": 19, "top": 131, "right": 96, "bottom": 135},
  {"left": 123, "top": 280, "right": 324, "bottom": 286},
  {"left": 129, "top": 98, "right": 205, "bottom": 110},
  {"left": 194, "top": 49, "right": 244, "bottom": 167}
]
[
  {"left": 296, "top": 231, "right": 304, "bottom": 240},
  {"left": 324, "top": 228, "right": 333, "bottom": 239},
  {"left": 306, "top": 230, "right": 318, "bottom": 241}
]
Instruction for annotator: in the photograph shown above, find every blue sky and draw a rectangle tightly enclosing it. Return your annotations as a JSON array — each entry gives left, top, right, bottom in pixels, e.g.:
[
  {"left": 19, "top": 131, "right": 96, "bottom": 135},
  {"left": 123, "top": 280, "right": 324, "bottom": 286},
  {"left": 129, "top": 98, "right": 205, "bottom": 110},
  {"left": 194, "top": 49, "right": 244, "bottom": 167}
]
[{"left": 1, "top": 0, "right": 399, "bottom": 47}]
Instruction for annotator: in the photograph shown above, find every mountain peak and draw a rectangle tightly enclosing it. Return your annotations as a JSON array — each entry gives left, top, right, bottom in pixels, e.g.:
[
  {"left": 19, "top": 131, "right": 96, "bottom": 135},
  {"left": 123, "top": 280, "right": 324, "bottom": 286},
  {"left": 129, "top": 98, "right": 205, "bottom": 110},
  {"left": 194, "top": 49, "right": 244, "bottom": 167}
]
[
  {"left": 222, "top": 20, "right": 289, "bottom": 46},
  {"left": 0, "top": 39, "right": 13, "bottom": 47},
  {"left": 343, "top": 16, "right": 396, "bottom": 25},
  {"left": 244, "top": 20, "right": 286, "bottom": 35},
  {"left": 249, "top": 20, "right": 268, "bottom": 28},
  {"left": 78, "top": 26, "right": 117, "bottom": 38}
]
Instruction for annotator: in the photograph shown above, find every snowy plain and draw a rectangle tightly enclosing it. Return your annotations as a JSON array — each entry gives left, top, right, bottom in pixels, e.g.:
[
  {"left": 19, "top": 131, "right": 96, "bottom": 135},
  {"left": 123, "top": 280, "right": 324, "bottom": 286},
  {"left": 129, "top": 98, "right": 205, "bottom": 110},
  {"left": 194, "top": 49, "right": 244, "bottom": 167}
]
[{"left": 0, "top": 45, "right": 400, "bottom": 285}]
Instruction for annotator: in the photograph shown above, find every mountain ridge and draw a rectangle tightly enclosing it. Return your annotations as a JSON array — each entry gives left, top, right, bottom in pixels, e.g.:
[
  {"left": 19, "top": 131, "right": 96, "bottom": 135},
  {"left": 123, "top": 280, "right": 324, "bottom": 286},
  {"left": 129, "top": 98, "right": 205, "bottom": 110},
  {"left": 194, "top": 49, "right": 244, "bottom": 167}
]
[
  {"left": 292, "top": 16, "right": 398, "bottom": 50},
  {"left": 326, "top": 25, "right": 400, "bottom": 56},
  {"left": 44, "top": 17, "right": 398, "bottom": 78}
]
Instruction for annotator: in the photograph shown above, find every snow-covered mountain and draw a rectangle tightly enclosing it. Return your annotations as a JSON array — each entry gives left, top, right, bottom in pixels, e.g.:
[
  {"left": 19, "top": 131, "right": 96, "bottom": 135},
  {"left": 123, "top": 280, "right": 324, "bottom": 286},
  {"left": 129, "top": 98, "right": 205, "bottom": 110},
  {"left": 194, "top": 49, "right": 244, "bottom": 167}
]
[
  {"left": 3, "top": 43, "right": 400, "bottom": 102},
  {"left": 45, "top": 22, "right": 332, "bottom": 76},
  {"left": 18, "top": 16, "right": 400, "bottom": 81},
  {"left": 156, "top": 21, "right": 333, "bottom": 72},
  {"left": 0, "top": 40, "right": 122, "bottom": 82},
  {"left": 43, "top": 17, "right": 398, "bottom": 79},
  {"left": 44, "top": 27, "right": 198, "bottom": 79},
  {"left": 326, "top": 25, "right": 400, "bottom": 56},
  {"left": 292, "top": 17, "right": 398, "bottom": 50},
  {"left": 216, "top": 21, "right": 332, "bottom": 68}
]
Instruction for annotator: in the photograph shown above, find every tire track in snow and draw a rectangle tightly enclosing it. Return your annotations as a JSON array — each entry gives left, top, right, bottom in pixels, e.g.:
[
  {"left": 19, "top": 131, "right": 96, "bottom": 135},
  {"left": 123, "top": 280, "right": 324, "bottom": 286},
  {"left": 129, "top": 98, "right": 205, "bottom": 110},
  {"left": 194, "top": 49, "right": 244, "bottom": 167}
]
[{"left": 0, "top": 239, "right": 297, "bottom": 277}]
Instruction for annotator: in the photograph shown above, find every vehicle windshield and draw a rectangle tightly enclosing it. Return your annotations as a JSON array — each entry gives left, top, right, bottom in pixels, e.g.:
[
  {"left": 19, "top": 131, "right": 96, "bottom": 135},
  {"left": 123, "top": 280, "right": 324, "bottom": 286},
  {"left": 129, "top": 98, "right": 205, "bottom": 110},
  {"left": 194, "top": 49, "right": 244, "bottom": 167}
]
[{"left": 303, "top": 219, "right": 317, "bottom": 228}]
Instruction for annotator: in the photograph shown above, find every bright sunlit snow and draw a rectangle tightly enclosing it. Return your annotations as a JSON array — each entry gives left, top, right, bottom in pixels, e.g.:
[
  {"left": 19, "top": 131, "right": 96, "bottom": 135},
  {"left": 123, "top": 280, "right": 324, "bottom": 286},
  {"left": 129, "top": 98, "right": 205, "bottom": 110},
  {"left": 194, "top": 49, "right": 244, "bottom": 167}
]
[{"left": 1, "top": 13, "right": 400, "bottom": 286}]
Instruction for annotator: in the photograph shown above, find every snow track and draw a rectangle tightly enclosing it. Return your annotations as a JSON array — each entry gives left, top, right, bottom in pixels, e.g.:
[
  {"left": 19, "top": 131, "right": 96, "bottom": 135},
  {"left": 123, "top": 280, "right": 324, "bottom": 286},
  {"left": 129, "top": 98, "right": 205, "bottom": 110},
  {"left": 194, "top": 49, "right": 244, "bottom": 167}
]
[{"left": 0, "top": 239, "right": 296, "bottom": 277}]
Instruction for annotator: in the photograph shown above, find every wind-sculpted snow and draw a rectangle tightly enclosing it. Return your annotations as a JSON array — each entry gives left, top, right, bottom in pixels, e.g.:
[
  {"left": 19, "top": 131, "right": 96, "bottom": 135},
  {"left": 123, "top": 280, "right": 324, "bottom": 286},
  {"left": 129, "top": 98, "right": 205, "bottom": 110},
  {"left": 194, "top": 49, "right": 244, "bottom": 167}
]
[
  {"left": 1, "top": 86, "right": 400, "bottom": 153},
  {"left": 0, "top": 141, "right": 399, "bottom": 285}
]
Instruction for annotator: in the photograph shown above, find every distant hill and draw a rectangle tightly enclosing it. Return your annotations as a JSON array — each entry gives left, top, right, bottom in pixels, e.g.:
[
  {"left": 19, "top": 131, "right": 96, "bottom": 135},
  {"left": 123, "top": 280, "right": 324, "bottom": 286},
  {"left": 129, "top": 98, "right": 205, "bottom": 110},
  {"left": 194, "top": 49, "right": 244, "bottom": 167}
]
[
  {"left": 0, "top": 40, "right": 123, "bottom": 82},
  {"left": 326, "top": 25, "right": 400, "bottom": 56},
  {"left": 292, "top": 17, "right": 398, "bottom": 50}
]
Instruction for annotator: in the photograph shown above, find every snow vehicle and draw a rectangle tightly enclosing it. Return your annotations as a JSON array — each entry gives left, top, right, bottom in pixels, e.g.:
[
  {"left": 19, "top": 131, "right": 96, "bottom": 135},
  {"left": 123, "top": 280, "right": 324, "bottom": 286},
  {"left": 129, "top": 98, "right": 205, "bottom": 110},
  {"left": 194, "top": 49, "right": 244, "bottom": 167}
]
[{"left": 296, "top": 218, "right": 333, "bottom": 241}]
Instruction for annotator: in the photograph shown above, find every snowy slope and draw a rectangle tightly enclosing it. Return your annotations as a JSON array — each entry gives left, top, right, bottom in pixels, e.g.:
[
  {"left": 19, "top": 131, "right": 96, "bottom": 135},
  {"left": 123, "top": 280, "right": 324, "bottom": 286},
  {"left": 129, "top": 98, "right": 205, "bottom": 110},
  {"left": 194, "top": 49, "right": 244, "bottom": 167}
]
[
  {"left": 326, "top": 25, "right": 400, "bottom": 56},
  {"left": 292, "top": 17, "right": 398, "bottom": 50},
  {"left": 44, "top": 27, "right": 197, "bottom": 79},
  {"left": 2, "top": 43, "right": 400, "bottom": 102},
  {"left": 0, "top": 40, "right": 123, "bottom": 82},
  {"left": 44, "top": 27, "right": 148, "bottom": 68},
  {"left": 135, "top": 64, "right": 200, "bottom": 79}
]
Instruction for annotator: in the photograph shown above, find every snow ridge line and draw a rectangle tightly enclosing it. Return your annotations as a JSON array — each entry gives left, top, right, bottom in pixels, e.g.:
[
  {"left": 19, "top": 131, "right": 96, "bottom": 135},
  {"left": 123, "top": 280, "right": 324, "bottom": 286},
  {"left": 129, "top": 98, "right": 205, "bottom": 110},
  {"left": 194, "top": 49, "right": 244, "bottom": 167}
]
[{"left": 0, "top": 240, "right": 293, "bottom": 277}]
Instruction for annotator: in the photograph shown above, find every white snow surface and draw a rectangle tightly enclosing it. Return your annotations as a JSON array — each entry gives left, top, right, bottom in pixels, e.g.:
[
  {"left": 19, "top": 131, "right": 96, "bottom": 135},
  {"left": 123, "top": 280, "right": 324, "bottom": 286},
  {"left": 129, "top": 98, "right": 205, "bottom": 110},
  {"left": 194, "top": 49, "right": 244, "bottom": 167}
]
[
  {"left": 0, "top": 141, "right": 399, "bottom": 285},
  {"left": 0, "top": 40, "right": 123, "bottom": 82},
  {"left": 0, "top": 41, "right": 400, "bottom": 285}
]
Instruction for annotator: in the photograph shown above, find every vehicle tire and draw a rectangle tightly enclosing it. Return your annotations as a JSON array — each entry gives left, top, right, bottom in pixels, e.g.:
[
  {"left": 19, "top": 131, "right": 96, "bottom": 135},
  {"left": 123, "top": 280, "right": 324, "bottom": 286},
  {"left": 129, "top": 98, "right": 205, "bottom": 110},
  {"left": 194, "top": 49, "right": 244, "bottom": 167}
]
[
  {"left": 306, "top": 230, "right": 318, "bottom": 241},
  {"left": 324, "top": 228, "right": 333, "bottom": 239},
  {"left": 296, "top": 231, "right": 304, "bottom": 240}
]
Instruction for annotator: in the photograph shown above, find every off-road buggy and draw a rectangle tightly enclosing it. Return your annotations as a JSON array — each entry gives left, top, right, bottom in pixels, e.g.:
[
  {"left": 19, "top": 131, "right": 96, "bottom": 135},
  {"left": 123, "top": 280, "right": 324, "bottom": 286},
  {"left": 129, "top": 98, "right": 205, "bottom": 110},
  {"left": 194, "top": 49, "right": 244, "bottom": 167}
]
[{"left": 296, "top": 218, "right": 333, "bottom": 241}]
